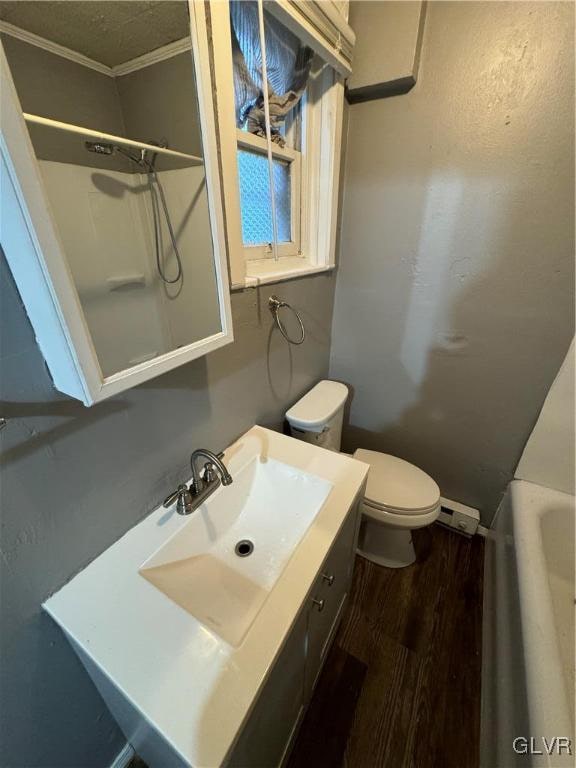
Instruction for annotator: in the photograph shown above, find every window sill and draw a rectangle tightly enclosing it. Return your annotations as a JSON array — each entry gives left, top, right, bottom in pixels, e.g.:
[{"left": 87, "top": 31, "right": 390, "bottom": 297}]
[{"left": 231, "top": 257, "right": 335, "bottom": 290}]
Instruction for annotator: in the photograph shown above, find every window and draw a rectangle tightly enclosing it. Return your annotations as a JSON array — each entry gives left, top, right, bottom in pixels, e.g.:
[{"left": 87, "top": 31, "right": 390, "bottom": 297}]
[
  {"left": 237, "top": 149, "right": 292, "bottom": 244},
  {"left": 230, "top": 1, "right": 306, "bottom": 261},
  {"left": 209, "top": 0, "right": 354, "bottom": 287}
]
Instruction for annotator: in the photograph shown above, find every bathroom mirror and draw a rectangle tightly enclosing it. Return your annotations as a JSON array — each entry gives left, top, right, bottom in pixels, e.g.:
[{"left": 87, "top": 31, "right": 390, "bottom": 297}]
[{"left": 0, "top": 0, "right": 233, "bottom": 404}]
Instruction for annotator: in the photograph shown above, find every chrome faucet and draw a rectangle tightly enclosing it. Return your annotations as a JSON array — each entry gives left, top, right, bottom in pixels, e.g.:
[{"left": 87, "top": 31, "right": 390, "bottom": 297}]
[
  {"left": 190, "top": 449, "right": 232, "bottom": 493},
  {"left": 163, "top": 449, "right": 233, "bottom": 516}
]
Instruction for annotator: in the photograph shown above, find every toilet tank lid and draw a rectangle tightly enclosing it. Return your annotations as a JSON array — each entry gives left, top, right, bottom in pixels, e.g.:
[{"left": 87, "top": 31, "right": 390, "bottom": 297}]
[{"left": 286, "top": 380, "right": 349, "bottom": 429}]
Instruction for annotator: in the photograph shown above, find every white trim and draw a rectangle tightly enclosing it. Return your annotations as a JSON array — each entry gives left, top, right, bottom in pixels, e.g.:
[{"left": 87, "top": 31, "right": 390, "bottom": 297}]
[
  {"left": 189, "top": 0, "right": 234, "bottom": 345},
  {"left": 303, "top": 62, "right": 344, "bottom": 269},
  {"left": 23, "top": 113, "right": 203, "bottom": 164},
  {"left": 257, "top": 0, "right": 280, "bottom": 261},
  {"left": 244, "top": 243, "right": 300, "bottom": 262},
  {"left": 242, "top": 259, "right": 335, "bottom": 288},
  {"left": 321, "top": 72, "right": 344, "bottom": 269},
  {"left": 0, "top": 21, "right": 192, "bottom": 78},
  {"left": 112, "top": 37, "right": 191, "bottom": 76},
  {"left": 0, "top": 1, "right": 234, "bottom": 406},
  {"left": 208, "top": 0, "right": 246, "bottom": 287},
  {"left": 1, "top": 45, "right": 99, "bottom": 403},
  {"left": 237, "top": 129, "right": 298, "bottom": 162},
  {"left": 0, "top": 20, "right": 112, "bottom": 76},
  {"left": 1, "top": 146, "right": 88, "bottom": 402},
  {"left": 109, "top": 743, "right": 135, "bottom": 768},
  {"left": 266, "top": 1, "right": 355, "bottom": 77}
]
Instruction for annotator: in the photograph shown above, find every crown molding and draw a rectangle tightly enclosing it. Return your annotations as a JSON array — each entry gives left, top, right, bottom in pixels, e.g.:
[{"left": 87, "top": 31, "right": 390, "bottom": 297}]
[
  {"left": 111, "top": 37, "right": 191, "bottom": 76},
  {"left": 0, "top": 20, "right": 113, "bottom": 75},
  {"left": 0, "top": 21, "right": 191, "bottom": 78}
]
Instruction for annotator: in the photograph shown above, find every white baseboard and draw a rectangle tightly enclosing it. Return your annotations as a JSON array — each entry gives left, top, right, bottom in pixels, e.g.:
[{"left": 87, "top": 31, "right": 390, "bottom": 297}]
[{"left": 110, "top": 743, "right": 134, "bottom": 768}]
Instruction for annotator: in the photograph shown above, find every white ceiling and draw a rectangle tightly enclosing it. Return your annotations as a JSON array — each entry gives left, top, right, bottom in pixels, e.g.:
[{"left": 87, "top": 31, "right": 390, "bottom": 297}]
[{"left": 0, "top": 1, "right": 190, "bottom": 66}]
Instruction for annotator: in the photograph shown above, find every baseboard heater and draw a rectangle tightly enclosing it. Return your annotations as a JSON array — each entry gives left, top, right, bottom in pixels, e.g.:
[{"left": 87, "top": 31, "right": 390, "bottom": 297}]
[{"left": 437, "top": 497, "right": 480, "bottom": 537}]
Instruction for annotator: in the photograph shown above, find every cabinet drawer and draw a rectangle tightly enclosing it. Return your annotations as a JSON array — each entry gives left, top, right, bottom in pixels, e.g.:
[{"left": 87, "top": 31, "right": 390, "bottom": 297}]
[{"left": 305, "top": 505, "right": 359, "bottom": 696}]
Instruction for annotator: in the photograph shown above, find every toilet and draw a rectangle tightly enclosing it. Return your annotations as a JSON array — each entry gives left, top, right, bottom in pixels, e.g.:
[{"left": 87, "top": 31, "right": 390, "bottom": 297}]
[{"left": 286, "top": 380, "right": 441, "bottom": 568}]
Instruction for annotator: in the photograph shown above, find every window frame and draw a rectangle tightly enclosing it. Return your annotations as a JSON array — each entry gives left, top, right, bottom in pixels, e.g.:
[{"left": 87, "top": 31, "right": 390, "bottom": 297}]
[{"left": 209, "top": 0, "right": 347, "bottom": 288}]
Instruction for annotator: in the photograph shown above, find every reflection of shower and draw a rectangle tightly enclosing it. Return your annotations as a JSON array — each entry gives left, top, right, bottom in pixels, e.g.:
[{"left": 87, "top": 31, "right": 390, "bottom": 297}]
[{"left": 85, "top": 140, "right": 183, "bottom": 285}]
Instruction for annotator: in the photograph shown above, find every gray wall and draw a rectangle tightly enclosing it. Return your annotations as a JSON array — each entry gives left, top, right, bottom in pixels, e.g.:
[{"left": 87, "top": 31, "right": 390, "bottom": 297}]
[
  {"left": 330, "top": 1, "right": 575, "bottom": 523},
  {"left": 1, "top": 34, "right": 127, "bottom": 171},
  {"left": 2, "top": 38, "right": 200, "bottom": 172},
  {"left": 1, "top": 35, "right": 125, "bottom": 132},
  {"left": 0, "top": 247, "right": 335, "bottom": 767},
  {"left": 117, "top": 52, "right": 203, "bottom": 169}
]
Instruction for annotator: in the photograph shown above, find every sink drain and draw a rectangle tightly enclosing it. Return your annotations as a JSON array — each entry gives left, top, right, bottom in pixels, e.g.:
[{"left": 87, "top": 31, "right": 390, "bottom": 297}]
[{"left": 235, "top": 539, "right": 254, "bottom": 558}]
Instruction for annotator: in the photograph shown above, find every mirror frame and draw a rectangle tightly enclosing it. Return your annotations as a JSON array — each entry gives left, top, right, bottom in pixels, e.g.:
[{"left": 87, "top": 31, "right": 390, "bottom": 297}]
[{"left": 0, "top": 0, "right": 234, "bottom": 406}]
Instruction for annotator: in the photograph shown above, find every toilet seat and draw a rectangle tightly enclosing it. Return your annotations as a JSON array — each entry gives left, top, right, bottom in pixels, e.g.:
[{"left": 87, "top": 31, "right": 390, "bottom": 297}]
[
  {"left": 362, "top": 499, "right": 441, "bottom": 529},
  {"left": 354, "top": 449, "right": 441, "bottom": 519}
]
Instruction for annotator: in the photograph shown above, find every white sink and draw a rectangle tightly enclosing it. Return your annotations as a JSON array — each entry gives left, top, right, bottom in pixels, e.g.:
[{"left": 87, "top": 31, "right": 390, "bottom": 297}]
[
  {"left": 43, "top": 426, "right": 368, "bottom": 768},
  {"left": 139, "top": 456, "right": 333, "bottom": 646}
]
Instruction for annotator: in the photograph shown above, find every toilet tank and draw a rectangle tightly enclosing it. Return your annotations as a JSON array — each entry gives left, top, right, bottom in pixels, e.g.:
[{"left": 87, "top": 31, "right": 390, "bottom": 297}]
[{"left": 285, "top": 381, "right": 348, "bottom": 452}]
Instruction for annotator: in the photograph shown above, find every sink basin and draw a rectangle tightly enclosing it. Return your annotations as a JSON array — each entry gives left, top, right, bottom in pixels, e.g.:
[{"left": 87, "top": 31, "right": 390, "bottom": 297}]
[{"left": 139, "top": 456, "right": 333, "bottom": 646}]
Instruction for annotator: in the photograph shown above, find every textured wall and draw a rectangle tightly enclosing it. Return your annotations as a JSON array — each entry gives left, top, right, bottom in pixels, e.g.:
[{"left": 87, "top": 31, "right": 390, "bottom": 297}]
[
  {"left": 0, "top": 248, "right": 335, "bottom": 767},
  {"left": 330, "top": 1, "right": 575, "bottom": 523}
]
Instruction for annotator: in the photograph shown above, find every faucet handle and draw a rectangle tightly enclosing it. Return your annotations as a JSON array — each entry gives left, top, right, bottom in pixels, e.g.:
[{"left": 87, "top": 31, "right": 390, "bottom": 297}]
[
  {"left": 163, "top": 484, "right": 193, "bottom": 515},
  {"left": 163, "top": 485, "right": 182, "bottom": 508},
  {"left": 203, "top": 461, "right": 219, "bottom": 484}
]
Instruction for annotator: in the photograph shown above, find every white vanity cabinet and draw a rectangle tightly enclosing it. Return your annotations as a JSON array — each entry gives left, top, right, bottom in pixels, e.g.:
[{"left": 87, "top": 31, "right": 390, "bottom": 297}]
[
  {"left": 43, "top": 428, "right": 369, "bottom": 768},
  {"left": 226, "top": 501, "right": 360, "bottom": 768}
]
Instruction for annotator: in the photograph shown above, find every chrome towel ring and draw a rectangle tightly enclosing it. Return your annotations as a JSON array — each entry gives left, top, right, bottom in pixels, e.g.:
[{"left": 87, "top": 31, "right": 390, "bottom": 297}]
[{"left": 268, "top": 295, "right": 306, "bottom": 345}]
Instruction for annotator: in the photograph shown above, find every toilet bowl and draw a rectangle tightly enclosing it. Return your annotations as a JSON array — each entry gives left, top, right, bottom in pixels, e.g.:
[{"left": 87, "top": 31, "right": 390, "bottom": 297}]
[
  {"left": 286, "top": 380, "right": 441, "bottom": 569},
  {"left": 354, "top": 449, "right": 440, "bottom": 568}
]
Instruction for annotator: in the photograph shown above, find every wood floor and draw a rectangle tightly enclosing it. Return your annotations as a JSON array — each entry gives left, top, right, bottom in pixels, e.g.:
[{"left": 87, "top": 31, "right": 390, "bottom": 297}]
[{"left": 288, "top": 524, "right": 485, "bottom": 768}]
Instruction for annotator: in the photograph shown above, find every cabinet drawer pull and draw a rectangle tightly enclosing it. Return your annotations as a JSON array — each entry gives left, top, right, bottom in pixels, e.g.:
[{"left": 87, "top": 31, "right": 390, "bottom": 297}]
[
  {"left": 321, "top": 573, "right": 334, "bottom": 586},
  {"left": 311, "top": 598, "right": 325, "bottom": 613}
]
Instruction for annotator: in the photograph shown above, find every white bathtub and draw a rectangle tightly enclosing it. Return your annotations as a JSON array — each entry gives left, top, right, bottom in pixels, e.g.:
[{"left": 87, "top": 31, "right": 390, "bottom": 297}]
[{"left": 481, "top": 480, "right": 575, "bottom": 768}]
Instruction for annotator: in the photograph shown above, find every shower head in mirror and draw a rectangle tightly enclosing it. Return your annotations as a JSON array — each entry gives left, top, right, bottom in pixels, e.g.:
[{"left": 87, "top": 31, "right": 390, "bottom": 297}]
[
  {"left": 84, "top": 141, "right": 114, "bottom": 156},
  {"left": 84, "top": 140, "right": 157, "bottom": 169}
]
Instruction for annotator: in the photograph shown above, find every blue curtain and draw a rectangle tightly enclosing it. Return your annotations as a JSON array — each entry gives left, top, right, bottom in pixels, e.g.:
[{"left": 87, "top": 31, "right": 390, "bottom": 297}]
[{"left": 230, "top": 0, "right": 313, "bottom": 146}]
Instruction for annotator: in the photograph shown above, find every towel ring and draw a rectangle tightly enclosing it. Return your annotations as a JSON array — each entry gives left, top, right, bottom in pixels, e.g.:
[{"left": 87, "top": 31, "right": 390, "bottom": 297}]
[{"left": 268, "top": 295, "right": 306, "bottom": 345}]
